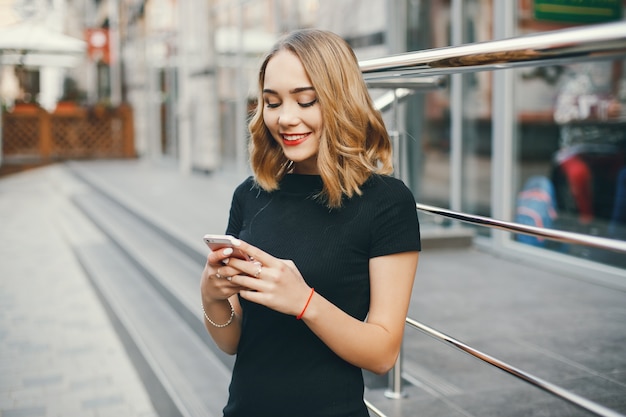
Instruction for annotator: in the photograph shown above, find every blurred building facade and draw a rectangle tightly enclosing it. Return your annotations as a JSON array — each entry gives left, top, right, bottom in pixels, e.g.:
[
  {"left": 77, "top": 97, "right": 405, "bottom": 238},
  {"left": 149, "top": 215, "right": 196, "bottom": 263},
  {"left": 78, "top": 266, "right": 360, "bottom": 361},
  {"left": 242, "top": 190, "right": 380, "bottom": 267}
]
[{"left": 1, "top": 0, "right": 625, "bottom": 283}]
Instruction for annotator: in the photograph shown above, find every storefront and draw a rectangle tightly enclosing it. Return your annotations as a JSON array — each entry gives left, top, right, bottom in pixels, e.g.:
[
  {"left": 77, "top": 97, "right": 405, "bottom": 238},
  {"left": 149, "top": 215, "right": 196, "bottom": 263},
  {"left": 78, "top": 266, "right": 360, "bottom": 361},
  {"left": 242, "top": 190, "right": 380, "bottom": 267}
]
[{"left": 395, "top": 1, "right": 625, "bottom": 284}]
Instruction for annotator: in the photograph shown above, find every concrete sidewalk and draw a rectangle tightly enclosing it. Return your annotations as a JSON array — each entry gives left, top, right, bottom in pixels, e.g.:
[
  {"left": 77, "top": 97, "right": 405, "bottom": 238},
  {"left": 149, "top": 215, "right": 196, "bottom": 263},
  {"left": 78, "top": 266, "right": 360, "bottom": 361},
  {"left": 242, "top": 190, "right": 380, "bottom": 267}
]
[{"left": 0, "top": 164, "right": 158, "bottom": 417}]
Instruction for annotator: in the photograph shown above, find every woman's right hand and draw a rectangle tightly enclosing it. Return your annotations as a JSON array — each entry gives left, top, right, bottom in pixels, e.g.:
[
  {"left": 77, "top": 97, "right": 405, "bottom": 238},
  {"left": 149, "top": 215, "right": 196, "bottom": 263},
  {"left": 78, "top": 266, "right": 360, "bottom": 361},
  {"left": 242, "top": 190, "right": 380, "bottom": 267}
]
[
  {"left": 200, "top": 246, "right": 251, "bottom": 354},
  {"left": 200, "top": 247, "right": 248, "bottom": 304}
]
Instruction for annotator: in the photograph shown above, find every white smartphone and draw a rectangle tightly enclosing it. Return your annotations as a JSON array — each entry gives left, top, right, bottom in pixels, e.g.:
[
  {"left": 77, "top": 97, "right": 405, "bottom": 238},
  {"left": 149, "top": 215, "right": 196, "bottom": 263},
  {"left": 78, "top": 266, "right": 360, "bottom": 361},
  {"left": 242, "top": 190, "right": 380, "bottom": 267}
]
[{"left": 202, "top": 234, "right": 251, "bottom": 261}]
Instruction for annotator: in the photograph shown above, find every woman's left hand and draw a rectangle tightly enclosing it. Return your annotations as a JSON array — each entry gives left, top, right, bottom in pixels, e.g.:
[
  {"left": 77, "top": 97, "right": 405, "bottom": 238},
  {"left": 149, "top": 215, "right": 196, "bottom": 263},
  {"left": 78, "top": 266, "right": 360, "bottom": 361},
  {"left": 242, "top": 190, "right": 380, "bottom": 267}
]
[{"left": 220, "top": 239, "right": 313, "bottom": 317}]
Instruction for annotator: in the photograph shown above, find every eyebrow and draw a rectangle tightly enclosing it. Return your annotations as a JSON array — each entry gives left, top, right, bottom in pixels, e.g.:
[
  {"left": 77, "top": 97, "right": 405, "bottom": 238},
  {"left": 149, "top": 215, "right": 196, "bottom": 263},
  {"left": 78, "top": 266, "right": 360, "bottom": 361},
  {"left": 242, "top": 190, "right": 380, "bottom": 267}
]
[{"left": 263, "top": 86, "right": 315, "bottom": 95}]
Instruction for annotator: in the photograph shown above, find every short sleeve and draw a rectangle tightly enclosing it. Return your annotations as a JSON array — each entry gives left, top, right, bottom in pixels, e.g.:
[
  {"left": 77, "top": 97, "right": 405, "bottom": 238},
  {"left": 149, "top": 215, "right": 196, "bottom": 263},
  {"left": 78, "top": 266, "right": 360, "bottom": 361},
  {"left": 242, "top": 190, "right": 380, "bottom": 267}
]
[
  {"left": 225, "top": 177, "right": 254, "bottom": 237},
  {"left": 368, "top": 177, "right": 421, "bottom": 258}
]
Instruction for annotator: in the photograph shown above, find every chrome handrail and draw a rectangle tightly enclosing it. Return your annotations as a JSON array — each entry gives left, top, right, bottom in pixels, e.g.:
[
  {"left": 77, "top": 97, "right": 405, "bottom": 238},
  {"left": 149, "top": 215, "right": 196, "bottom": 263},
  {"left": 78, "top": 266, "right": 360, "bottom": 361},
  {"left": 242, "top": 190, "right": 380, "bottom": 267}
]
[
  {"left": 406, "top": 318, "right": 626, "bottom": 417},
  {"left": 370, "top": 77, "right": 446, "bottom": 113},
  {"left": 372, "top": 88, "right": 413, "bottom": 113},
  {"left": 360, "top": 21, "right": 626, "bottom": 80},
  {"left": 416, "top": 203, "right": 626, "bottom": 254},
  {"left": 366, "top": 76, "right": 447, "bottom": 90}
]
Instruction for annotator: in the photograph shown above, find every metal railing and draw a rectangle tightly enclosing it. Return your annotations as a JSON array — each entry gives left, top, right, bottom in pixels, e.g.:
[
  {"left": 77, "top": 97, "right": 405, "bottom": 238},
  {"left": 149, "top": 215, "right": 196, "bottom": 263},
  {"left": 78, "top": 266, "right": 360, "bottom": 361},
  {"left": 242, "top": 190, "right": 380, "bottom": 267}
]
[
  {"left": 417, "top": 203, "right": 626, "bottom": 254},
  {"left": 360, "top": 21, "right": 626, "bottom": 79},
  {"left": 363, "top": 21, "right": 626, "bottom": 417}
]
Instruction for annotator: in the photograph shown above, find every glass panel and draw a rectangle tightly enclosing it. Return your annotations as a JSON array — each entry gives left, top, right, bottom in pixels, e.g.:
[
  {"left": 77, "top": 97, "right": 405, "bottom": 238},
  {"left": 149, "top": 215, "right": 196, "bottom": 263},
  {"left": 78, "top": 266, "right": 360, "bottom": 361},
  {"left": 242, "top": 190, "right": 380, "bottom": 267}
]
[
  {"left": 460, "top": 3, "right": 493, "bottom": 227},
  {"left": 513, "top": 5, "right": 626, "bottom": 268},
  {"left": 405, "top": 0, "right": 493, "bottom": 233},
  {"left": 405, "top": 0, "right": 447, "bottom": 217}
]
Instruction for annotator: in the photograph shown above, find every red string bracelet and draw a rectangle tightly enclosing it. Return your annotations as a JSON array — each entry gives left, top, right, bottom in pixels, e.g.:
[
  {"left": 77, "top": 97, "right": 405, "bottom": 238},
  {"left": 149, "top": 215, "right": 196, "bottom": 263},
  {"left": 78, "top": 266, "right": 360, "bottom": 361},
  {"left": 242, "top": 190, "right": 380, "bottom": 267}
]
[{"left": 297, "top": 288, "right": 315, "bottom": 320}]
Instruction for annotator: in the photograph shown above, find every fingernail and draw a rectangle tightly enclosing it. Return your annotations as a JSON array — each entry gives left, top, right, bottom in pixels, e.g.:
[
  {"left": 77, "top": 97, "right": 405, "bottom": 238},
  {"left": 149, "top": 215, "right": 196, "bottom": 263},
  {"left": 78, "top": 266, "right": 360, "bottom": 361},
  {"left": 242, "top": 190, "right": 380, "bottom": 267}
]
[
  {"left": 222, "top": 258, "right": 230, "bottom": 265},
  {"left": 223, "top": 247, "right": 233, "bottom": 256},
  {"left": 226, "top": 276, "right": 232, "bottom": 281}
]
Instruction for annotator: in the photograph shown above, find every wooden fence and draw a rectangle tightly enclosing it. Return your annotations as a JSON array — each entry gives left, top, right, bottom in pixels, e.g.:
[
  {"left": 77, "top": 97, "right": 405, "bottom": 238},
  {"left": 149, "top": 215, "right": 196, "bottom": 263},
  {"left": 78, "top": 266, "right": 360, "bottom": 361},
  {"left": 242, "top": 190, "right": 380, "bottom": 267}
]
[{"left": 1, "top": 103, "right": 135, "bottom": 163}]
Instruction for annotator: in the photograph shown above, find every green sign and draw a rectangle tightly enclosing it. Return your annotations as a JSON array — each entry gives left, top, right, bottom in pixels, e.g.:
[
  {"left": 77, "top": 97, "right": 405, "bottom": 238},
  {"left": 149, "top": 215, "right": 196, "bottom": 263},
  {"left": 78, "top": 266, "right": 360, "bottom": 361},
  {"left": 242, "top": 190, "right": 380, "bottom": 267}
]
[{"left": 534, "top": 0, "right": 623, "bottom": 23}]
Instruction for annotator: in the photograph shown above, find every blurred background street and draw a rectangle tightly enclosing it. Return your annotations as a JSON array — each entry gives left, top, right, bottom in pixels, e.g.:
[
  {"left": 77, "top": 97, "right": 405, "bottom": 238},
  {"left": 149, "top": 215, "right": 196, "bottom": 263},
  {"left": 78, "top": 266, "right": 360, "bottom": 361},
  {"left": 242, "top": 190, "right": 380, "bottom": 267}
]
[{"left": 1, "top": 1, "right": 625, "bottom": 416}]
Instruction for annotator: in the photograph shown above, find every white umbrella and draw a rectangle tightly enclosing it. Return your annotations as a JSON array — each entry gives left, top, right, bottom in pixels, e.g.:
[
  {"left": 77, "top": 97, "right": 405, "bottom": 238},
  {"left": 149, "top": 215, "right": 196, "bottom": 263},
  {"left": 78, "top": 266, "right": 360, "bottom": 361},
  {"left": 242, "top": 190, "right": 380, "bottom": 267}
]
[
  {"left": 0, "top": 22, "right": 86, "bottom": 67},
  {"left": 0, "top": 22, "right": 86, "bottom": 55}
]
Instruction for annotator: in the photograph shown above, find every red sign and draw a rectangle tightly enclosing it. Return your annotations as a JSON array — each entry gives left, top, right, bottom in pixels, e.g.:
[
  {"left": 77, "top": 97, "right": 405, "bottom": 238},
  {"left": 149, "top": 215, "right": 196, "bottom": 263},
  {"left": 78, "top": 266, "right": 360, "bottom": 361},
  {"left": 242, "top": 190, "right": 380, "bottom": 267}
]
[{"left": 85, "top": 28, "right": 110, "bottom": 64}]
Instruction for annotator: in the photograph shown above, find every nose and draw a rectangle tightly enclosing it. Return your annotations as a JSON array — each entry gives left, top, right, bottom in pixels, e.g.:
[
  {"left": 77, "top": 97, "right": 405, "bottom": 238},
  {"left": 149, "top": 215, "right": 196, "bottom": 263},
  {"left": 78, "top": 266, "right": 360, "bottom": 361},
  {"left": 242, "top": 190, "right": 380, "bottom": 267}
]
[{"left": 277, "top": 103, "right": 300, "bottom": 127}]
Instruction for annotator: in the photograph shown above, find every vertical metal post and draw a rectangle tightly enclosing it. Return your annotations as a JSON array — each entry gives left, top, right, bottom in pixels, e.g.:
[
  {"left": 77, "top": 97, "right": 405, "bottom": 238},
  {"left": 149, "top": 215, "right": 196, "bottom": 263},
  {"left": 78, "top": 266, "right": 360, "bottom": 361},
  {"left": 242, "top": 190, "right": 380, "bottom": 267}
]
[
  {"left": 450, "top": 0, "right": 463, "bottom": 215},
  {"left": 491, "top": 1, "right": 516, "bottom": 247},
  {"left": 385, "top": 0, "right": 408, "bottom": 399},
  {"left": 385, "top": 344, "right": 406, "bottom": 399},
  {"left": 235, "top": 0, "right": 247, "bottom": 176},
  {"left": 108, "top": 0, "right": 121, "bottom": 106},
  {"left": 390, "top": 89, "right": 401, "bottom": 178},
  {"left": 177, "top": 0, "right": 191, "bottom": 173}
]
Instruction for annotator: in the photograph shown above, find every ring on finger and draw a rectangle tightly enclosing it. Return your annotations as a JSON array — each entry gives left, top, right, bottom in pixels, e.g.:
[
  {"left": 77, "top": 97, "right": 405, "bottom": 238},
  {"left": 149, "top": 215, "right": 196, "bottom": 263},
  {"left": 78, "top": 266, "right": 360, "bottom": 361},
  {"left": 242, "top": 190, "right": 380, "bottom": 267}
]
[{"left": 254, "top": 265, "right": 262, "bottom": 278}]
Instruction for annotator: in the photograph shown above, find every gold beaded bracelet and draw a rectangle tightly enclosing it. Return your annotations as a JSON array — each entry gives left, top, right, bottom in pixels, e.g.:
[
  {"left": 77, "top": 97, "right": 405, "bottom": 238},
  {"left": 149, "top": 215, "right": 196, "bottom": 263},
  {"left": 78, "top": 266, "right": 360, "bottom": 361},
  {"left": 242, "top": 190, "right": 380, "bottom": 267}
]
[{"left": 202, "top": 298, "right": 235, "bottom": 328}]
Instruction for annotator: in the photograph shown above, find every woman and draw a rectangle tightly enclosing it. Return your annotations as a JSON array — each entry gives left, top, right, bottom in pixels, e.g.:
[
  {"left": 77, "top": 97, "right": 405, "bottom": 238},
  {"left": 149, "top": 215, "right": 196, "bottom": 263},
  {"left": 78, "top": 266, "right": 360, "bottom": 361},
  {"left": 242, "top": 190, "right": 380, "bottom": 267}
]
[{"left": 200, "top": 29, "right": 420, "bottom": 417}]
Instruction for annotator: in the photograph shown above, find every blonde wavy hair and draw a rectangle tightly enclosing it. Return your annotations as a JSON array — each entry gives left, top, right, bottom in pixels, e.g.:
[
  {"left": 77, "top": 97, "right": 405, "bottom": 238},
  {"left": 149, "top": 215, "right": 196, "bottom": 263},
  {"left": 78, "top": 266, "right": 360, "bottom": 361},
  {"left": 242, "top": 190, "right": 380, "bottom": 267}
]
[{"left": 248, "top": 29, "right": 393, "bottom": 208}]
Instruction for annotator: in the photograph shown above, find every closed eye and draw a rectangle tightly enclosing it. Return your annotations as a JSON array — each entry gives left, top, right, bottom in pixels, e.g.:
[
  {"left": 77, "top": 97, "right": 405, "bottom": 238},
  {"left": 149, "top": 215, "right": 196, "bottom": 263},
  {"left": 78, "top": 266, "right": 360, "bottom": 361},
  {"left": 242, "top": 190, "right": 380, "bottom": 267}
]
[{"left": 299, "top": 99, "right": 318, "bottom": 108}]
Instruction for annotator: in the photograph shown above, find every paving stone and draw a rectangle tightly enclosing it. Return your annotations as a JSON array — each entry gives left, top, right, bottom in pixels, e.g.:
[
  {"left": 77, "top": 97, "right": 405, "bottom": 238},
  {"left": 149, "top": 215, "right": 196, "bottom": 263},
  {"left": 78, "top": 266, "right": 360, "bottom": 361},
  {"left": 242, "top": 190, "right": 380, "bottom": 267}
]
[{"left": 0, "top": 166, "right": 157, "bottom": 417}]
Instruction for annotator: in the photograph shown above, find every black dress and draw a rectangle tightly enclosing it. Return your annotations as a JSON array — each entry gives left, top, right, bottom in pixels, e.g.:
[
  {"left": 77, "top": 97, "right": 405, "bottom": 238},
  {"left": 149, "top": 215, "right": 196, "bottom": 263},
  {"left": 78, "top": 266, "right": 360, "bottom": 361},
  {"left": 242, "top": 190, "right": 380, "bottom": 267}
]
[{"left": 222, "top": 174, "right": 421, "bottom": 417}]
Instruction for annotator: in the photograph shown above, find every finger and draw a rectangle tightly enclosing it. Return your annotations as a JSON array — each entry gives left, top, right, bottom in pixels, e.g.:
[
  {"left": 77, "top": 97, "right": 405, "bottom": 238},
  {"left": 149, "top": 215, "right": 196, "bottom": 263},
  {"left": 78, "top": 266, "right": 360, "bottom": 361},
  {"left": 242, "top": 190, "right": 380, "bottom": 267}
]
[
  {"left": 209, "top": 275, "right": 247, "bottom": 293},
  {"left": 207, "top": 247, "right": 235, "bottom": 265},
  {"left": 207, "top": 265, "right": 225, "bottom": 279},
  {"left": 233, "top": 240, "right": 278, "bottom": 268},
  {"left": 229, "top": 274, "right": 266, "bottom": 292},
  {"left": 215, "top": 257, "right": 256, "bottom": 277},
  {"left": 226, "top": 257, "right": 266, "bottom": 279},
  {"left": 239, "top": 288, "right": 265, "bottom": 304},
  {"left": 215, "top": 264, "right": 248, "bottom": 279},
  {"left": 223, "top": 282, "right": 247, "bottom": 292}
]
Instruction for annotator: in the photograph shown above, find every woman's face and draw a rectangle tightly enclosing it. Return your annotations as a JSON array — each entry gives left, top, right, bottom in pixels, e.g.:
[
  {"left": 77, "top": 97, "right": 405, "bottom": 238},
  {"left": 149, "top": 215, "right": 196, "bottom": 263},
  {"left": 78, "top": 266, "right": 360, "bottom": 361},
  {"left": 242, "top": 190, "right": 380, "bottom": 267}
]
[{"left": 262, "top": 50, "right": 322, "bottom": 175}]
